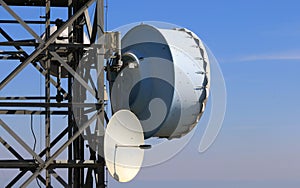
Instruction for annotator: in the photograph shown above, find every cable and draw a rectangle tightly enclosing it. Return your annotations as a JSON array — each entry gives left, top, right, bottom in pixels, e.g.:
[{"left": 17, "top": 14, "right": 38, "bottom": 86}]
[
  {"left": 30, "top": 115, "right": 41, "bottom": 188},
  {"left": 105, "top": 166, "right": 109, "bottom": 187},
  {"left": 39, "top": 2, "right": 43, "bottom": 153},
  {"left": 105, "top": 0, "right": 109, "bottom": 31},
  {"left": 36, "top": 7, "right": 42, "bottom": 188},
  {"left": 30, "top": 114, "right": 37, "bottom": 153}
]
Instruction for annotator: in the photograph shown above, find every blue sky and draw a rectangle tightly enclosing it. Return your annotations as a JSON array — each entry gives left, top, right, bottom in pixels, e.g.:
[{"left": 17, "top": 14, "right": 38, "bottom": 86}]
[
  {"left": 108, "top": 0, "right": 300, "bottom": 188},
  {"left": 1, "top": 0, "right": 300, "bottom": 187}
]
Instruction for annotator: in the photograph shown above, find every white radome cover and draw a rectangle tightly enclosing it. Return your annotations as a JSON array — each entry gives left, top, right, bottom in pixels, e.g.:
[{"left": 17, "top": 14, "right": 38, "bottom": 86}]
[{"left": 113, "top": 24, "right": 210, "bottom": 139}]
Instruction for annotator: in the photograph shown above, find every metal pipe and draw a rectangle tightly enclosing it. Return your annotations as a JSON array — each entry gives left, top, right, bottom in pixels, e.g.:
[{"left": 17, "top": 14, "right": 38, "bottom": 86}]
[
  {"left": 0, "top": 110, "right": 68, "bottom": 115},
  {"left": 96, "top": 1, "right": 105, "bottom": 187},
  {"left": 20, "top": 111, "right": 99, "bottom": 187},
  {"left": 0, "top": 20, "right": 56, "bottom": 24},
  {"left": 0, "top": 96, "right": 56, "bottom": 100},
  {"left": 50, "top": 52, "right": 97, "bottom": 98},
  {"left": 45, "top": 1, "right": 51, "bottom": 186},
  {"left": 67, "top": 1, "right": 73, "bottom": 185},
  {"left": 0, "top": 0, "right": 43, "bottom": 43},
  {"left": 4, "top": 126, "right": 69, "bottom": 186},
  {"left": 0, "top": 0, "right": 96, "bottom": 91},
  {"left": 0, "top": 102, "right": 101, "bottom": 108},
  {"left": 0, "top": 27, "right": 69, "bottom": 99},
  {"left": 0, "top": 119, "right": 44, "bottom": 164}
]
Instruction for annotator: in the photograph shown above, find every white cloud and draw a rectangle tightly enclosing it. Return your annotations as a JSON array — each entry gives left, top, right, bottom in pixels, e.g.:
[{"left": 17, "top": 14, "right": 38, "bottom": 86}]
[{"left": 238, "top": 50, "right": 300, "bottom": 62}]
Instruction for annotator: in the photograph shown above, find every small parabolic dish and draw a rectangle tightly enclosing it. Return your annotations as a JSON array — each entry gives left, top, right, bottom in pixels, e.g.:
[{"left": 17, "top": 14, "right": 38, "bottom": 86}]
[{"left": 104, "top": 110, "right": 145, "bottom": 182}]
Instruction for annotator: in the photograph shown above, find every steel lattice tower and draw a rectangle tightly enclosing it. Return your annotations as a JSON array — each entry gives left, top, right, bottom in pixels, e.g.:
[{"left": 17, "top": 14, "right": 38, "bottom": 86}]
[{"left": 0, "top": 0, "right": 107, "bottom": 187}]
